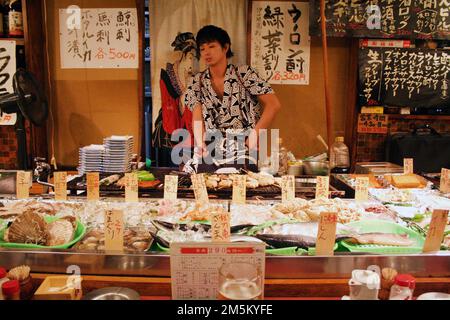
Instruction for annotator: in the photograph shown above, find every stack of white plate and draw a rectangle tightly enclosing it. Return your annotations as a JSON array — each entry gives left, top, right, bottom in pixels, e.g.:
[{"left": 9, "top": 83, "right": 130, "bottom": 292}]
[
  {"left": 102, "top": 135, "right": 134, "bottom": 173},
  {"left": 78, "top": 144, "right": 105, "bottom": 175}
]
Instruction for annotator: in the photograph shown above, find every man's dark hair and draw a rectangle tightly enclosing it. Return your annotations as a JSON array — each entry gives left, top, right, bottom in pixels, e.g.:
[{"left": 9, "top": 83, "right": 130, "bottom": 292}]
[{"left": 196, "top": 25, "right": 234, "bottom": 58}]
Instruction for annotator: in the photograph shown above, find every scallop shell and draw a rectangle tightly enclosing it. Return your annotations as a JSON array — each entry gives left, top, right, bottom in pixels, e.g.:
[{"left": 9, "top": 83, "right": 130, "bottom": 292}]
[
  {"left": 5, "top": 210, "right": 48, "bottom": 245},
  {"left": 46, "top": 219, "right": 75, "bottom": 246}
]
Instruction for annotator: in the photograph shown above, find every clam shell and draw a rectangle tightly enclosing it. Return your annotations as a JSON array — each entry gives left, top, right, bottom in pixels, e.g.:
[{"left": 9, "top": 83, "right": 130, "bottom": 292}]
[
  {"left": 46, "top": 219, "right": 75, "bottom": 246},
  {"left": 5, "top": 210, "right": 48, "bottom": 245}
]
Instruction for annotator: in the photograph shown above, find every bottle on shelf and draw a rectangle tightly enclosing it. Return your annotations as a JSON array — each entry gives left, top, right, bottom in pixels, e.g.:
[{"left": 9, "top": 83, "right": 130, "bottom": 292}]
[
  {"left": 2, "top": 0, "right": 9, "bottom": 37},
  {"left": 8, "top": 0, "right": 23, "bottom": 38},
  {"left": 272, "top": 137, "right": 288, "bottom": 176},
  {"left": 330, "top": 136, "right": 350, "bottom": 174}
]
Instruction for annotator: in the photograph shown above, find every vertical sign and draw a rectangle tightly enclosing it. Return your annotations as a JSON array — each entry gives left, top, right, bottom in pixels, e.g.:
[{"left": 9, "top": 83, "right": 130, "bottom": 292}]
[
  {"left": 315, "top": 212, "right": 337, "bottom": 256},
  {"left": 355, "top": 177, "right": 369, "bottom": 201},
  {"left": 59, "top": 8, "right": 139, "bottom": 68},
  {"left": 191, "top": 174, "right": 209, "bottom": 204},
  {"left": 16, "top": 171, "right": 30, "bottom": 199},
  {"left": 251, "top": 1, "right": 310, "bottom": 85},
  {"left": 422, "top": 209, "right": 448, "bottom": 253},
  {"left": 281, "top": 175, "right": 295, "bottom": 202},
  {"left": 164, "top": 175, "right": 178, "bottom": 200},
  {"left": 0, "top": 40, "right": 17, "bottom": 125},
  {"left": 232, "top": 175, "right": 246, "bottom": 205},
  {"left": 125, "top": 172, "right": 138, "bottom": 202},
  {"left": 440, "top": 168, "right": 449, "bottom": 194},
  {"left": 54, "top": 172, "right": 68, "bottom": 201},
  {"left": 86, "top": 172, "right": 100, "bottom": 201},
  {"left": 104, "top": 209, "right": 124, "bottom": 252},
  {"left": 315, "top": 176, "right": 329, "bottom": 199},
  {"left": 404, "top": 158, "right": 414, "bottom": 174},
  {"left": 211, "top": 207, "right": 231, "bottom": 242}
]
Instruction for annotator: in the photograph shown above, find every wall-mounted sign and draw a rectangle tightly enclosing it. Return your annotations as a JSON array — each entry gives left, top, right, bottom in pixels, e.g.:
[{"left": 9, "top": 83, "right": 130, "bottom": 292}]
[
  {"left": 357, "top": 113, "right": 389, "bottom": 134},
  {"left": 0, "top": 40, "right": 16, "bottom": 125},
  {"left": 59, "top": 8, "right": 139, "bottom": 69}
]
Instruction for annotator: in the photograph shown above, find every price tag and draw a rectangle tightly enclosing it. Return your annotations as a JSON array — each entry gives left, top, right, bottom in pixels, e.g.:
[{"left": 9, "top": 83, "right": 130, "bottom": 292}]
[
  {"left": 104, "top": 209, "right": 124, "bottom": 252},
  {"left": 422, "top": 209, "right": 448, "bottom": 253},
  {"left": 281, "top": 175, "right": 295, "bottom": 202},
  {"left": 211, "top": 207, "right": 231, "bottom": 242},
  {"left": 315, "top": 176, "right": 329, "bottom": 199},
  {"left": 54, "top": 172, "right": 67, "bottom": 201},
  {"left": 355, "top": 177, "right": 369, "bottom": 201},
  {"left": 164, "top": 175, "right": 178, "bottom": 200},
  {"left": 232, "top": 175, "right": 246, "bottom": 205},
  {"left": 16, "top": 171, "right": 30, "bottom": 199},
  {"left": 86, "top": 172, "right": 100, "bottom": 201},
  {"left": 440, "top": 168, "right": 450, "bottom": 194},
  {"left": 125, "top": 172, "right": 139, "bottom": 202},
  {"left": 315, "top": 212, "right": 338, "bottom": 256},
  {"left": 191, "top": 174, "right": 209, "bottom": 204},
  {"left": 404, "top": 158, "right": 413, "bottom": 174}
]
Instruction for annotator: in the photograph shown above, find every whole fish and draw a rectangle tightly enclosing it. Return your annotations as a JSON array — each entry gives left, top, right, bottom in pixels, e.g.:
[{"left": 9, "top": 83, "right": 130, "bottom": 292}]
[{"left": 345, "top": 233, "right": 415, "bottom": 247}]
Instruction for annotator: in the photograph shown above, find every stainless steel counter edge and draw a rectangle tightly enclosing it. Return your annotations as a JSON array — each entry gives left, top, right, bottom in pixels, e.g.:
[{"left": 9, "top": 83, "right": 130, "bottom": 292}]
[{"left": 1, "top": 248, "right": 449, "bottom": 278}]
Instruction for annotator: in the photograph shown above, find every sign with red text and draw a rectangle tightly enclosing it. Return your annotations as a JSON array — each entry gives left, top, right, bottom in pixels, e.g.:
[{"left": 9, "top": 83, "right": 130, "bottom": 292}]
[
  {"left": 315, "top": 212, "right": 337, "bottom": 256},
  {"left": 357, "top": 114, "right": 389, "bottom": 134},
  {"left": 315, "top": 176, "right": 329, "bottom": 199},
  {"left": 211, "top": 208, "right": 231, "bottom": 242},
  {"left": 59, "top": 8, "right": 138, "bottom": 68},
  {"left": 0, "top": 40, "right": 16, "bottom": 125},
  {"left": 355, "top": 177, "right": 369, "bottom": 201},
  {"left": 104, "top": 209, "right": 124, "bottom": 252}
]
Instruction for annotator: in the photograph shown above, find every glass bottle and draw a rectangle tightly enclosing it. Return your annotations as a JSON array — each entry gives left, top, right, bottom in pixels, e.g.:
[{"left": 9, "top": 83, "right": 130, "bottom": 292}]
[
  {"left": 273, "top": 138, "right": 288, "bottom": 176},
  {"left": 330, "top": 136, "right": 350, "bottom": 174},
  {"left": 8, "top": 0, "right": 23, "bottom": 38}
]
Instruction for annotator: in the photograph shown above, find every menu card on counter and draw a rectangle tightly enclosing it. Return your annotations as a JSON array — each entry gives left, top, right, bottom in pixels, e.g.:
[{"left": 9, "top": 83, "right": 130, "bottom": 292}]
[
  {"left": 16, "top": 171, "right": 30, "bottom": 199},
  {"left": 315, "top": 212, "right": 338, "bottom": 256},
  {"left": 232, "top": 175, "right": 246, "bottom": 205},
  {"left": 164, "top": 175, "right": 178, "bottom": 200},
  {"left": 86, "top": 172, "right": 100, "bottom": 201},
  {"left": 441, "top": 168, "right": 450, "bottom": 194},
  {"left": 191, "top": 173, "right": 209, "bottom": 204},
  {"left": 54, "top": 172, "right": 67, "bottom": 201},
  {"left": 423, "top": 209, "right": 449, "bottom": 253},
  {"left": 281, "top": 175, "right": 295, "bottom": 203},
  {"left": 315, "top": 176, "right": 329, "bottom": 199},
  {"left": 125, "top": 172, "right": 139, "bottom": 202},
  {"left": 355, "top": 177, "right": 369, "bottom": 201},
  {"left": 170, "top": 242, "right": 265, "bottom": 300},
  {"left": 104, "top": 209, "right": 124, "bottom": 253},
  {"left": 211, "top": 207, "right": 231, "bottom": 242},
  {"left": 404, "top": 158, "right": 414, "bottom": 174}
]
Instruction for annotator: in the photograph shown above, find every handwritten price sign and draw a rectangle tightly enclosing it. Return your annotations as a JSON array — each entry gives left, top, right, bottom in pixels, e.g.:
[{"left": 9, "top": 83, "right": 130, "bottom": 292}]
[
  {"left": 211, "top": 208, "right": 231, "bottom": 242},
  {"left": 232, "top": 175, "right": 246, "bottom": 205},
  {"left": 125, "top": 172, "right": 139, "bottom": 202},
  {"left": 355, "top": 177, "right": 369, "bottom": 201},
  {"left": 440, "top": 168, "right": 449, "bottom": 194},
  {"left": 315, "top": 176, "right": 330, "bottom": 199},
  {"left": 16, "top": 171, "right": 30, "bottom": 199},
  {"left": 423, "top": 209, "right": 448, "bottom": 253},
  {"left": 104, "top": 209, "right": 124, "bottom": 252},
  {"left": 54, "top": 172, "right": 67, "bottom": 201},
  {"left": 315, "top": 212, "right": 338, "bottom": 256},
  {"left": 86, "top": 172, "right": 100, "bottom": 201},
  {"left": 404, "top": 158, "right": 414, "bottom": 174},
  {"left": 357, "top": 113, "right": 389, "bottom": 134},
  {"left": 281, "top": 175, "right": 295, "bottom": 203},
  {"left": 164, "top": 175, "right": 178, "bottom": 200},
  {"left": 191, "top": 174, "right": 209, "bottom": 204}
]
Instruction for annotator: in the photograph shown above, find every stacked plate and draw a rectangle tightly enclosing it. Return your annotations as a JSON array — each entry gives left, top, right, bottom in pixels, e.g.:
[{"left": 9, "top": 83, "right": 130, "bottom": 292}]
[
  {"left": 78, "top": 144, "right": 104, "bottom": 175},
  {"left": 102, "top": 135, "right": 134, "bottom": 173}
]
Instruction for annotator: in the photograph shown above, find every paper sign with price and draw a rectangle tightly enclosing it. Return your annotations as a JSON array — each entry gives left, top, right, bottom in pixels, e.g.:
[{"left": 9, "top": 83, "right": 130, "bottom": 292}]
[
  {"left": 211, "top": 207, "right": 231, "bottom": 242},
  {"left": 315, "top": 176, "right": 329, "bottom": 199},
  {"left": 86, "top": 172, "right": 99, "bottom": 201},
  {"left": 440, "top": 168, "right": 449, "bottom": 194},
  {"left": 404, "top": 158, "right": 413, "bottom": 174},
  {"left": 164, "top": 175, "right": 178, "bottom": 200},
  {"left": 357, "top": 113, "right": 388, "bottom": 134},
  {"left": 191, "top": 174, "right": 209, "bottom": 204},
  {"left": 54, "top": 172, "right": 67, "bottom": 201},
  {"left": 355, "top": 177, "right": 369, "bottom": 201},
  {"left": 315, "top": 212, "right": 337, "bottom": 256},
  {"left": 232, "top": 175, "right": 246, "bottom": 205},
  {"left": 281, "top": 175, "right": 295, "bottom": 202},
  {"left": 423, "top": 209, "right": 448, "bottom": 253},
  {"left": 16, "top": 171, "right": 30, "bottom": 199},
  {"left": 105, "top": 209, "right": 124, "bottom": 252},
  {"left": 125, "top": 172, "right": 138, "bottom": 202}
]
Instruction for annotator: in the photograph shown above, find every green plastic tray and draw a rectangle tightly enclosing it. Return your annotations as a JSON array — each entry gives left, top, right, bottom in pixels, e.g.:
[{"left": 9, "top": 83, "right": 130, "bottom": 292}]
[
  {"left": 340, "top": 220, "right": 425, "bottom": 254},
  {"left": 0, "top": 216, "right": 86, "bottom": 249}
]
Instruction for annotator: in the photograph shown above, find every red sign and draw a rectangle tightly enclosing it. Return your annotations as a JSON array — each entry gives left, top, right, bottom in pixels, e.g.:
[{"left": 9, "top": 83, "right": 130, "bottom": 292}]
[
  {"left": 180, "top": 247, "right": 209, "bottom": 254},
  {"left": 357, "top": 113, "right": 389, "bottom": 134},
  {"left": 226, "top": 247, "right": 255, "bottom": 254}
]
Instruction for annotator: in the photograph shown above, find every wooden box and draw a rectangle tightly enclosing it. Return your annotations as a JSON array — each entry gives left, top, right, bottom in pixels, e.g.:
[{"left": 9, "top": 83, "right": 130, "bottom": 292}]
[{"left": 33, "top": 276, "right": 82, "bottom": 300}]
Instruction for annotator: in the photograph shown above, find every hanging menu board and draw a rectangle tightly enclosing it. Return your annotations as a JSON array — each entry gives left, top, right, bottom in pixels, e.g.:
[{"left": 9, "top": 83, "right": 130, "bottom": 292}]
[
  {"left": 309, "top": 0, "right": 450, "bottom": 40},
  {"left": 359, "top": 47, "right": 450, "bottom": 108}
]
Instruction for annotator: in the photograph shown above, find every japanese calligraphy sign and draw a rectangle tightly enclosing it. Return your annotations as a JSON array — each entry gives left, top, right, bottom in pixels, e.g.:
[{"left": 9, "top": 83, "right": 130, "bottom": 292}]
[
  {"left": 251, "top": 1, "right": 310, "bottom": 85},
  {"left": 357, "top": 113, "right": 389, "bottom": 134},
  {"left": 0, "top": 40, "right": 16, "bottom": 126},
  {"left": 441, "top": 168, "right": 450, "bottom": 194},
  {"left": 54, "top": 172, "right": 67, "bottom": 201},
  {"left": 310, "top": 0, "right": 450, "bottom": 39},
  {"left": 125, "top": 172, "right": 138, "bottom": 202},
  {"left": 16, "top": 171, "right": 30, "bottom": 199},
  {"left": 281, "top": 175, "right": 296, "bottom": 202},
  {"left": 59, "top": 8, "right": 138, "bottom": 68},
  {"left": 359, "top": 47, "right": 450, "bottom": 108},
  {"left": 232, "top": 175, "right": 246, "bottom": 205},
  {"left": 422, "top": 209, "right": 448, "bottom": 253},
  {"left": 315, "top": 212, "right": 338, "bottom": 256},
  {"left": 164, "top": 175, "right": 178, "bottom": 201},
  {"left": 315, "top": 176, "right": 330, "bottom": 199},
  {"left": 211, "top": 207, "right": 231, "bottom": 242},
  {"left": 86, "top": 172, "right": 99, "bottom": 201},
  {"left": 355, "top": 176, "right": 369, "bottom": 201},
  {"left": 170, "top": 242, "right": 265, "bottom": 300},
  {"left": 404, "top": 158, "right": 414, "bottom": 174},
  {"left": 191, "top": 174, "right": 209, "bottom": 204},
  {"left": 104, "top": 209, "right": 124, "bottom": 253}
]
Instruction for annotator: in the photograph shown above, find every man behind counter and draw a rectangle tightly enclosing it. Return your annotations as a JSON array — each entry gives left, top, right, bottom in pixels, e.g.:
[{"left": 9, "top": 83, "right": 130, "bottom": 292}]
[{"left": 183, "top": 25, "right": 281, "bottom": 173}]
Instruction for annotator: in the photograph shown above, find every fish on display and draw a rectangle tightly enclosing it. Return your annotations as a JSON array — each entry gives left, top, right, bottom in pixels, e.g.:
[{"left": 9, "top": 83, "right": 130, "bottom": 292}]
[{"left": 344, "top": 233, "right": 416, "bottom": 247}]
